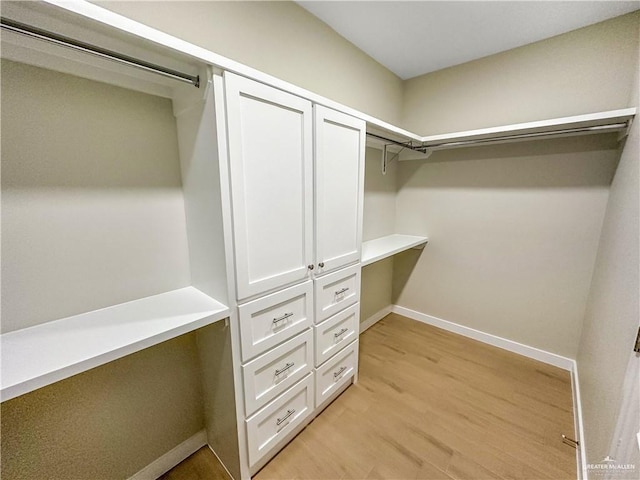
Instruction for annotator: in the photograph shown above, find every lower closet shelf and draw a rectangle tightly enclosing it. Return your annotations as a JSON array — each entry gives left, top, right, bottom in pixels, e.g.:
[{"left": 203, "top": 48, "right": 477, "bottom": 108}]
[
  {"left": 1, "top": 286, "right": 229, "bottom": 402},
  {"left": 361, "top": 234, "right": 429, "bottom": 266}
]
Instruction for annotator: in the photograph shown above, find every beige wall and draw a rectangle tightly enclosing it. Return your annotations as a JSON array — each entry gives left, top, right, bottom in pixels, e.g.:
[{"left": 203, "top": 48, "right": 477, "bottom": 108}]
[
  {"left": 197, "top": 322, "right": 241, "bottom": 480},
  {"left": 3, "top": 3, "right": 639, "bottom": 476},
  {"left": 393, "top": 135, "right": 620, "bottom": 358},
  {"left": 402, "top": 11, "right": 640, "bottom": 134},
  {"left": 577, "top": 61, "right": 640, "bottom": 464},
  {"left": 362, "top": 147, "right": 397, "bottom": 243},
  {"left": 361, "top": 146, "right": 397, "bottom": 323},
  {"left": 1, "top": 59, "right": 191, "bottom": 333},
  {"left": 94, "top": 0, "right": 404, "bottom": 126},
  {"left": 389, "top": 11, "right": 639, "bottom": 360},
  {"left": 1, "top": 60, "right": 205, "bottom": 479},
  {"left": 0, "top": 334, "right": 205, "bottom": 480}
]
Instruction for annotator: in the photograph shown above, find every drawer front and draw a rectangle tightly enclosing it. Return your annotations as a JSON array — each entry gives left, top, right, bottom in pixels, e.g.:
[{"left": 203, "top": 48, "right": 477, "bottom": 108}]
[
  {"left": 243, "top": 329, "right": 313, "bottom": 416},
  {"left": 314, "top": 264, "right": 361, "bottom": 323},
  {"left": 314, "top": 303, "right": 359, "bottom": 367},
  {"left": 246, "top": 374, "right": 314, "bottom": 467},
  {"left": 239, "top": 281, "right": 313, "bottom": 361},
  {"left": 315, "top": 340, "right": 358, "bottom": 407}
]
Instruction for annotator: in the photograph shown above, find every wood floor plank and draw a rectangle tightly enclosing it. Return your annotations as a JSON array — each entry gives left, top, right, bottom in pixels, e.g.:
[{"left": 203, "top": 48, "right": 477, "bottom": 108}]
[
  {"left": 255, "top": 314, "right": 576, "bottom": 480},
  {"left": 164, "top": 313, "right": 577, "bottom": 480}
]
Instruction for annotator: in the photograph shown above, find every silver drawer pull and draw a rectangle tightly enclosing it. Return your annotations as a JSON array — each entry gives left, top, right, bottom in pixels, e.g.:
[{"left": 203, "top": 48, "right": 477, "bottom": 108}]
[
  {"left": 333, "top": 366, "right": 347, "bottom": 380},
  {"left": 272, "top": 312, "right": 293, "bottom": 325},
  {"left": 276, "top": 409, "right": 295, "bottom": 426},
  {"left": 335, "top": 287, "right": 349, "bottom": 296},
  {"left": 334, "top": 328, "right": 349, "bottom": 339},
  {"left": 275, "top": 362, "right": 294, "bottom": 376}
]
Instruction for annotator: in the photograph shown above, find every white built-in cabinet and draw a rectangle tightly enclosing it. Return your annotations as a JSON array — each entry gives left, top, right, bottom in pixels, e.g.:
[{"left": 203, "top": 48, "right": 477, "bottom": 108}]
[
  {"left": 9, "top": 4, "right": 633, "bottom": 479},
  {"left": 222, "top": 72, "right": 365, "bottom": 473},
  {"left": 225, "top": 74, "right": 366, "bottom": 300},
  {"left": 225, "top": 73, "right": 314, "bottom": 301},
  {"left": 314, "top": 105, "right": 366, "bottom": 275}
]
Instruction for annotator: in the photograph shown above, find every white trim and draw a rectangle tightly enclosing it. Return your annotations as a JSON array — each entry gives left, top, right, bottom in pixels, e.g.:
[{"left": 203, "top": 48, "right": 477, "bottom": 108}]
[
  {"left": 391, "top": 305, "right": 574, "bottom": 371},
  {"left": 213, "top": 71, "right": 252, "bottom": 480},
  {"left": 128, "top": 430, "right": 207, "bottom": 480},
  {"left": 359, "top": 305, "right": 393, "bottom": 334},
  {"left": 42, "top": 0, "right": 421, "bottom": 143},
  {"left": 570, "top": 361, "right": 588, "bottom": 480},
  {"left": 32, "top": 2, "right": 636, "bottom": 147}
]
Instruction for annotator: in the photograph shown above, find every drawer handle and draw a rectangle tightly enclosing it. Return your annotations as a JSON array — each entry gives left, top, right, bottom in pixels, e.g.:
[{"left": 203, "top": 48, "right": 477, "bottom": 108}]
[
  {"left": 334, "top": 328, "right": 349, "bottom": 340},
  {"left": 276, "top": 409, "right": 295, "bottom": 426},
  {"left": 333, "top": 366, "right": 347, "bottom": 380},
  {"left": 272, "top": 312, "right": 293, "bottom": 325},
  {"left": 275, "top": 362, "right": 295, "bottom": 377},
  {"left": 335, "top": 287, "right": 349, "bottom": 296}
]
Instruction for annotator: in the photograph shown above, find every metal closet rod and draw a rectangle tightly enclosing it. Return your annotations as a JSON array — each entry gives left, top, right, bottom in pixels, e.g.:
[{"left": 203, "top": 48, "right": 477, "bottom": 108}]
[
  {"left": 0, "top": 17, "right": 200, "bottom": 88},
  {"left": 424, "top": 123, "right": 629, "bottom": 150},
  {"left": 368, "top": 122, "right": 629, "bottom": 153}
]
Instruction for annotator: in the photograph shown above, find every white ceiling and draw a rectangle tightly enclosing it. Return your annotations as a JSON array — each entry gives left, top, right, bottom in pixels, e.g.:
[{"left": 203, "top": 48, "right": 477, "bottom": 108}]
[{"left": 297, "top": 1, "right": 640, "bottom": 80}]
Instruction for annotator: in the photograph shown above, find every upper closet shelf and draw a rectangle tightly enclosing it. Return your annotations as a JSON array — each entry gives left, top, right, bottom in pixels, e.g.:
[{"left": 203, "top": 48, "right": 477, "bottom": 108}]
[
  {"left": 7, "top": 2, "right": 634, "bottom": 150},
  {"left": 1, "top": 0, "right": 421, "bottom": 142},
  {"left": 362, "top": 234, "right": 429, "bottom": 266},
  {"left": 370, "top": 108, "right": 636, "bottom": 167},
  {"left": 0, "top": 287, "right": 229, "bottom": 402},
  {"left": 419, "top": 108, "right": 636, "bottom": 150}
]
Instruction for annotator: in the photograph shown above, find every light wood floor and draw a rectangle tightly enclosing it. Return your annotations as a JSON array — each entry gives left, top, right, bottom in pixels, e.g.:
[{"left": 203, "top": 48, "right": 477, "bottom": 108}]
[{"left": 163, "top": 314, "right": 577, "bottom": 479}]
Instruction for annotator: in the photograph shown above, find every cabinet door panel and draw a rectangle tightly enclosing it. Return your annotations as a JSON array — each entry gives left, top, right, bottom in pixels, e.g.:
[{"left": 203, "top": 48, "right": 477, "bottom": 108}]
[
  {"left": 225, "top": 73, "right": 313, "bottom": 300},
  {"left": 314, "top": 106, "right": 365, "bottom": 275}
]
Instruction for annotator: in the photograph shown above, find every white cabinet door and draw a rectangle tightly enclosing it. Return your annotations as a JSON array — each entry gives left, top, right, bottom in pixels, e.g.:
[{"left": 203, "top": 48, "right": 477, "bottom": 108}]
[
  {"left": 225, "top": 73, "right": 314, "bottom": 300},
  {"left": 314, "top": 105, "right": 365, "bottom": 275}
]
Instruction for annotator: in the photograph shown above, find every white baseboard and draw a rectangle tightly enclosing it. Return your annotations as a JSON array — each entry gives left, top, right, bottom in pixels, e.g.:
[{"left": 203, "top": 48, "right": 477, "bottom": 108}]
[
  {"left": 207, "top": 444, "right": 235, "bottom": 480},
  {"left": 391, "top": 305, "right": 574, "bottom": 371},
  {"left": 570, "top": 362, "right": 588, "bottom": 480},
  {"left": 359, "top": 305, "right": 393, "bottom": 333},
  {"left": 128, "top": 429, "right": 207, "bottom": 480}
]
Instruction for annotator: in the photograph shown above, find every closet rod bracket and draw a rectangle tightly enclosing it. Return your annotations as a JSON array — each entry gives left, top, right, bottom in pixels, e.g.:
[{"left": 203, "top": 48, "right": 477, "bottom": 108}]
[{"left": 618, "top": 118, "right": 633, "bottom": 141}]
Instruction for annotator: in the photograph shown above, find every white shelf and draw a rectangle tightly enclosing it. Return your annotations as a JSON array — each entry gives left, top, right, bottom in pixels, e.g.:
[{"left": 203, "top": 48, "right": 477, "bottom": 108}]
[
  {"left": 8, "top": 3, "right": 634, "bottom": 150},
  {"left": 420, "top": 108, "right": 636, "bottom": 149},
  {"left": 1, "top": 287, "right": 229, "bottom": 402},
  {"left": 361, "top": 234, "right": 429, "bottom": 266}
]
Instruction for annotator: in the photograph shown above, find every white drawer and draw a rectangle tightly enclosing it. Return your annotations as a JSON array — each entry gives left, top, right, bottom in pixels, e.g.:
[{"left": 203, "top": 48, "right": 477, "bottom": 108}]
[
  {"left": 242, "top": 329, "right": 313, "bottom": 416},
  {"left": 314, "top": 264, "right": 360, "bottom": 323},
  {"left": 315, "top": 340, "right": 358, "bottom": 407},
  {"left": 246, "top": 374, "right": 314, "bottom": 467},
  {"left": 239, "top": 281, "right": 313, "bottom": 361},
  {"left": 314, "top": 303, "right": 359, "bottom": 367}
]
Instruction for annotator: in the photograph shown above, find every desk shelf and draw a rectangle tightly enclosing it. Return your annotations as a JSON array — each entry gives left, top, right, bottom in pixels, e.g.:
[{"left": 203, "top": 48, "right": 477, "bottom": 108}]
[
  {"left": 1, "top": 287, "right": 229, "bottom": 402},
  {"left": 361, "top": 234, "right": 429, "bottom": 266}
]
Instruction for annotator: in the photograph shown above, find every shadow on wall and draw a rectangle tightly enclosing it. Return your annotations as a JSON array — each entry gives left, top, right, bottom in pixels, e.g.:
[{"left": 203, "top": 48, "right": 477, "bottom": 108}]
[
  {"left": 0, "top": 333, "right": 205, "bottom": 480},
  {"left": 1, "top": 60, "right": 183, "bottom": 192},
  {"left": 398, "top": 133, "right": 621, "bottom": 190},
  {"left": 391, "top": 249, "right": 424, "bottom": 304}
]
